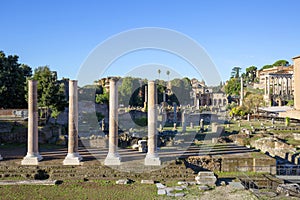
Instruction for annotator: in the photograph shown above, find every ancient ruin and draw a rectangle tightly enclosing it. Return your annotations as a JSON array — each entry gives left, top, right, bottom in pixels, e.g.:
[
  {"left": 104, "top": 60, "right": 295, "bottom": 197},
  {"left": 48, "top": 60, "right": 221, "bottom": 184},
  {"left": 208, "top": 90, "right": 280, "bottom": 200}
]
[
  {"left": 144, "top": 80, "right": 161, "bottom": 166},
  {"left": 21, "top": 80, "right": 43, "bottom": 165},
  {"left": 63, "top": 80, "right": 82, "bottom": 165}
]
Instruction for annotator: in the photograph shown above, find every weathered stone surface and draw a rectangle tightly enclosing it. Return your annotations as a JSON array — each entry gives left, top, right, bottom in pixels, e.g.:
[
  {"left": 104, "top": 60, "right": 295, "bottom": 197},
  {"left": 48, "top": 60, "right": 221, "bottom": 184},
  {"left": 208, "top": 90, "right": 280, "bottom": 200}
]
[
  {"left": 116, "top": 179, "right": 128, "bottom": 184},
  {"left": 0, "top": 180, "right": 58, "bottom": 185},
  {"left": 141, "top": 180, "right": 154, "bottom": 184},
  {"left": 156, "top": 183, "right": 166, "bottom": 189},
  {"left": 157, "top": 189, "right": 166, "bottom": 195},
  {"left": 174, "top": 193, "right": 185, "bottom": 197},
  {"left": 195, "top": 171, "right": 217, "bottom": 186},
  {"left": 250, "top": 137, "right": 297, "bottom": 160},
  {"left": 186, "top": 155, "right": 221, "bottom": 171},
  {"left": 199, "top": 185, "right": 210, "bottom": 191}
]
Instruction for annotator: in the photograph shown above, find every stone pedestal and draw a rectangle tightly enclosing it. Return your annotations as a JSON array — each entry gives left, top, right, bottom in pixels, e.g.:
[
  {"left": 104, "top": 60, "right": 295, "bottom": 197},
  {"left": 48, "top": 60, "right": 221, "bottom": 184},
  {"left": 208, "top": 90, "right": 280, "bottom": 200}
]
[
  {"left": 105, "top": 78, "right": 121, "bottom": 165},
  {"left": 145, "top": 81, "right": 161, "bottom": 166},
  {"left": 22, "top": 80, "right": 43, "bottom": 165},
  {"left": 63, "top": 80, "right": 82, "bottom": 165}
]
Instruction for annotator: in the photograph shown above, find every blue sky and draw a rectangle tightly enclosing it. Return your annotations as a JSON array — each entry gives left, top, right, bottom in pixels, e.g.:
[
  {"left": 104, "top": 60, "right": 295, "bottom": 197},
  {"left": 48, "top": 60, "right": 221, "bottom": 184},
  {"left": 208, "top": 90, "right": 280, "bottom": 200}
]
[{"left": 1, "top": 0, "right": 300, "bottom": 85}]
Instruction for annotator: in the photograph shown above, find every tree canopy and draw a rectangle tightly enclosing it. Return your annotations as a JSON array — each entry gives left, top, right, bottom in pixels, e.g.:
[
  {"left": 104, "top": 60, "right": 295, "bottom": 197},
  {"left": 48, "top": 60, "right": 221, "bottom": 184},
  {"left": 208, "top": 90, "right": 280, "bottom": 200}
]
[
  {"left": 224, "top": 78, "right": 241, "bottom": 96},
  {"left": 32, "top": 66, "right": 67, "bottom": 118},
  {"left": 0, "top": 51, "right": 32, "bottom": 108}
]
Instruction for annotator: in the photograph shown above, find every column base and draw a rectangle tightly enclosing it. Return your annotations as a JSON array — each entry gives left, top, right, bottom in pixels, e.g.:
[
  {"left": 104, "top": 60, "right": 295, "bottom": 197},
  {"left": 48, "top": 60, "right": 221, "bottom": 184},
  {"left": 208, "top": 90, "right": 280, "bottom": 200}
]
[
  {"left": 104, "top": 153, "right": 121, "bottom": 166},
  {"left": 21, "top": 153, "right": 43, "bottom": 165},
  {"left": 0, "top": 154, "right": 3, "bottom": 161},
  {"left": 144, "top": 153, "right": 161, "bottom": 166},
  {"left": 63, "top": 153, "right": 82, "bottom": 165}
]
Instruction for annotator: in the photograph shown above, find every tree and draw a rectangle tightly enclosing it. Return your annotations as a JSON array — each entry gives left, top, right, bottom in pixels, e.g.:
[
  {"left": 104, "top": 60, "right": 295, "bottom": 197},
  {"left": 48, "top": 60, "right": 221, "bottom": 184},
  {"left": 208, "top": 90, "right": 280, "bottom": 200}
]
[
  {"left": 32, "top": 66, "right": 67, "bottom": 119},
  {"left": 261, "top": 65, "right": 273, "bottom": 70},
  {"left": 158, "top": 69, "right": 161, "bottom": 79},
  {"left": 118, "top": 77, "right": 141, "bottom": 106},
  {"left": 245, "top": 66, "right": 257, "bottom": 83},
  {"left": 231, "top": 67, "right": 241, "bottom": 78},
  {"left": 166, "top": 70, "right": 170, "bottom": 81},
  {"left": 273, "top": 60, "right": 289, "bottom": 66},
  {"left": 224, "top": 78, "right": 241, "bottom": 96},
  {"left": 0, "top": 51, "right": 32, "bottom": 108},
  {"left": 243, "top": 93, "right": 264, "bottom": 114}
]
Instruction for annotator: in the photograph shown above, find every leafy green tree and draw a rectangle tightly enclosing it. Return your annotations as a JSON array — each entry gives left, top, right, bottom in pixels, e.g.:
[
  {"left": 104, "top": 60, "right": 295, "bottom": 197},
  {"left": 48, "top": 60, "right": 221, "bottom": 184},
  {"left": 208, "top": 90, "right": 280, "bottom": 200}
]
[
  {"left": 261, "top": 65, "right": 273, "bottom": 70},
  {"left": 0, "top": 51, "right": 32, "bottom": 108},
  {"left": 170, "top": 78, "right": 192, "bottom": 105},
  {"left": 32, "top": 66, "right": 67, "bottom": 119},
  {"left": 245, "top": 66, "right": 257, "bottom": 83},
  {"left": 243, "top": 93, "right": 264, "bottom": 114},
  {"left": 231, "top": 67, "right": 241, "bottom": 78},
  {"left": 118, "top": 77, "right": 141, "bottom": 107},
  {"left": 273, "top": 60, "right": 289, "bottom": 66},
  {"left": 224, "top": 78, "right": 241, "bottom": 96}
]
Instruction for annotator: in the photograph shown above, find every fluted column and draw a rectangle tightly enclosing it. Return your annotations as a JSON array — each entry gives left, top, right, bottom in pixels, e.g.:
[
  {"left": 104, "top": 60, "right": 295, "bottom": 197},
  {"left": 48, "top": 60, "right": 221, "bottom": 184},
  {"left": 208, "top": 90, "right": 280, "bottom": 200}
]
[
  {"left": 104, "top": 77, "right": 121, "bottom": 165},
  {"left": 145, "top": 80, "right": 161, "bottom": 166},
  {"left": 63, "top": 80, "right": 82, "bottom": 165},
  {"left": 22, "top": 80, "right": 43, "bottom": 165}
]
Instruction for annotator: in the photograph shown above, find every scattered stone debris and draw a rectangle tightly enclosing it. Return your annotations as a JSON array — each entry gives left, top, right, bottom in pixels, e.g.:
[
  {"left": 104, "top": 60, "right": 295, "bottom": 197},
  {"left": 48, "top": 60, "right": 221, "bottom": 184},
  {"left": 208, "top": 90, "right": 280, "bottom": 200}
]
[
  {"left": 155, "top": 182, "right": 186, "bottom": 197},
  {"left": 277, "top": 183, "right": 300, "bottom": 197}
]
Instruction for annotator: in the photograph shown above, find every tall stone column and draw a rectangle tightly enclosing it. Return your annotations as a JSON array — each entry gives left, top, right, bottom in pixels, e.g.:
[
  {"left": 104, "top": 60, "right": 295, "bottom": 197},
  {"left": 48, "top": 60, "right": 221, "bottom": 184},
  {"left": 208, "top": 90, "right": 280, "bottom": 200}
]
[
  {"left": 276, "top": 78, "right": 279, "bottom": 95},
  {"left": 22, "top": 80, "right": 43, "bottom": 165},
  {"left": 281, "top": 77, "right": 284, "bottom": 95},
  {"left": 264, "top": 76, "right": 267, "bottom": 96},
  {"left": 272, "top": 77, "right": 275, "bottom": 95},
  {"left": 240, "top": 77, "right": 243, "bottom": 106},
  {"left": 267, "top": 76, "right": 270, "bottom": 96},
  {"left": 181, "top": 110, "right": 186, "bottom": 132},
  {"left": 104, "top": 77, "right": 121, "bottom": 165},
  {"left": 290, "top": 77, "right": 293, "bottom": 96},
  {"left": 285, "top": 77, "right": 289, "bottom": 95},
  {"left": 63, "top": 80, "right": 82, "bottom": 165},
  {"left": 145, "top": 80, "right": 161, "bottom": 166}
]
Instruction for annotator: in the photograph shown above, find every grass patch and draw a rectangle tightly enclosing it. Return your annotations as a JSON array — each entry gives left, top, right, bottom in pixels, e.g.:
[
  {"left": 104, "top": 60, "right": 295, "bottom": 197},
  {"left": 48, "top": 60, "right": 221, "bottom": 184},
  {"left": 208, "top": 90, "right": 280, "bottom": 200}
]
[{"left": 0, "top": 180, "right": 157, "bottom": 200}]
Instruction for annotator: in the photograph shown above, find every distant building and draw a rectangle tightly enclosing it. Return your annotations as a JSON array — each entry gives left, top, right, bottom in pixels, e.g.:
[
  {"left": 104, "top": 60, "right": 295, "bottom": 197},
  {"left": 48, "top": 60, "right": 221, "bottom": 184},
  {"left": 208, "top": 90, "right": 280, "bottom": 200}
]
[
  {"left": 191, "top": 79, "right": 227, "bottom": 108},
  {"left": 254, "top": 65, "right": 294, "bottom": 106}
]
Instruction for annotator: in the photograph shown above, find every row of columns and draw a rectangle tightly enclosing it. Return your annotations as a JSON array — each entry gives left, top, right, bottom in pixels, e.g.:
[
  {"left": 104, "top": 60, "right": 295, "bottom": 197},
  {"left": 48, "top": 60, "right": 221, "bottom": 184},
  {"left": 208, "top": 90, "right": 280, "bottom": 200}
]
[
  {"left": 19, "top": 80, "right": 81, "bottom": 165},
  {"left": 264, "top": 75, "right": 293, "bottom": 96},
  {"left": 10, "top": 79, "right": 160, "bottom": 166},
  {"left": 104, "top": 79, "right": 161, "bottom": 166}
]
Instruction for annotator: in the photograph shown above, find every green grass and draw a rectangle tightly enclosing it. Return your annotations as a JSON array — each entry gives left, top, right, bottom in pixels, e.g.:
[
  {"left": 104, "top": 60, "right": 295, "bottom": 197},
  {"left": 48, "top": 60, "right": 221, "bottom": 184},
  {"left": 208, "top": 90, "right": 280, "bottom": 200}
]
[{"left": 0, "top": 180, "right": 158, "bottom": 200}]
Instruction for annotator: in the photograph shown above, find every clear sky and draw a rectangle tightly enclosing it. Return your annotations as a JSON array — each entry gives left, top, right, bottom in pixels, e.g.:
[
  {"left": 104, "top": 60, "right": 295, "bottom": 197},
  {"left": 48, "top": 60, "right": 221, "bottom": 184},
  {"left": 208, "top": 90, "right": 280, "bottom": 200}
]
[{"left": 1, "top": 0, "right": 300, "bottom": 85}]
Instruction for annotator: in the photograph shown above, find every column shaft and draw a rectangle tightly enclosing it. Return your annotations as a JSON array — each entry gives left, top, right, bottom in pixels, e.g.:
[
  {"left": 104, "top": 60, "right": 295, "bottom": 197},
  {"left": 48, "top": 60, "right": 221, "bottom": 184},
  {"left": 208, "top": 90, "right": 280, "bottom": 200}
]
[
  {"left": 63, "top": 80, "right": 82, "bottom": 165},
  {"left": 145, "top": 81, "right": 161, "bottom": 165},
  {"left": 22, "top": 80, "right": 42, "bottom": 165},
  {"left": 104, "top": 78, "right": 121, "bottom": 165}
]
